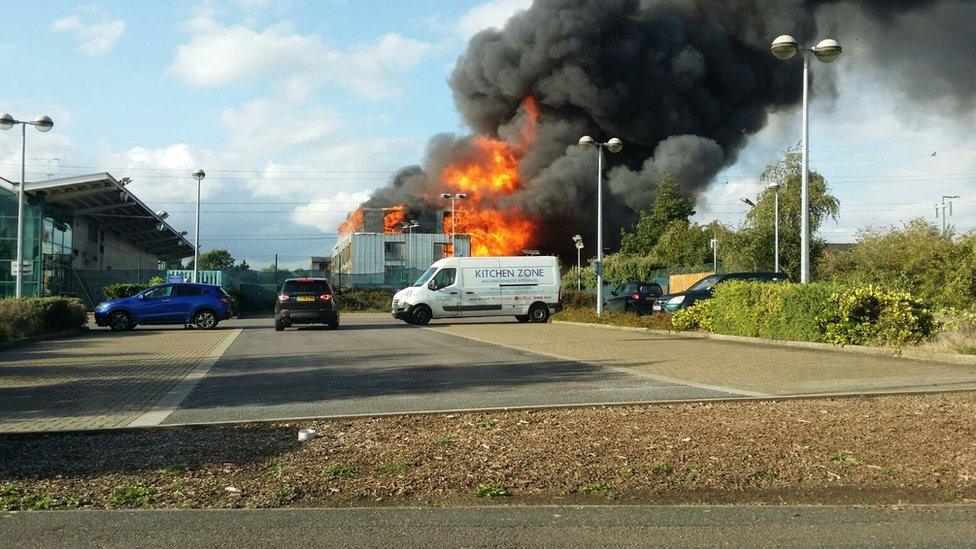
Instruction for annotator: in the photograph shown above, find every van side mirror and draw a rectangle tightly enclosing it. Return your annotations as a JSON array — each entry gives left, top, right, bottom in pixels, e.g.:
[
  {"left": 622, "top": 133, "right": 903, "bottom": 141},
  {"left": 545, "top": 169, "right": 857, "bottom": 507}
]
[{"left": 428, "top": 280, "right": 438, "bottom": 291}]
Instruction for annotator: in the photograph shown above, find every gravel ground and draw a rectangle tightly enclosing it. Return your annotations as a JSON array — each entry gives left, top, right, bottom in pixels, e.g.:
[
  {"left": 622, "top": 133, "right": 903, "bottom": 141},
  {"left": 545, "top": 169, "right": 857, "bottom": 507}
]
[{"left": 2, "top": 392, "right": 975, "bottom": 510}]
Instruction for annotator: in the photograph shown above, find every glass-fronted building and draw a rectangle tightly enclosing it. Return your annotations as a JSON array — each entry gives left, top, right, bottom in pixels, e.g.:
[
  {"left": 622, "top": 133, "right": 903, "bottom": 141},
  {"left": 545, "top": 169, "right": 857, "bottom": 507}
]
[{"left": 0, "top": 173, "right": 193, "bottom": 299}]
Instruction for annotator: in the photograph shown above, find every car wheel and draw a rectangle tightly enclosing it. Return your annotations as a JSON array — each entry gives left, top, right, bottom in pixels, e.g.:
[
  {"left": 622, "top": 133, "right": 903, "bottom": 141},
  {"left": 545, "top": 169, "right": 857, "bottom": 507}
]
[
  {"left": 108, "top": 311, "right": 132, "bottom": 332},
  {"left": 515, "top": 314, "right": 530, "bottom": 323},
  {"left": 411, "top": 305, "right": 432, "bottom": 326},
  {"left": 528, "top": 303, "right": 550, "bottom": 323},
  {"left": 193, "top": 310, "right": 218, "bottom": 330}
]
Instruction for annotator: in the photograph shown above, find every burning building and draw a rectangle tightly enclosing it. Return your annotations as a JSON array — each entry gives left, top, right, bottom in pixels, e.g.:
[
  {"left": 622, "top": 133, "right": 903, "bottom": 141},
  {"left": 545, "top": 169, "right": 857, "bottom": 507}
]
[
  {"left": 335, "top": 0, "right": 973, "bottom": 261},
  {"left": 330, "top": 207, "right": 471, "bottom": 288}
]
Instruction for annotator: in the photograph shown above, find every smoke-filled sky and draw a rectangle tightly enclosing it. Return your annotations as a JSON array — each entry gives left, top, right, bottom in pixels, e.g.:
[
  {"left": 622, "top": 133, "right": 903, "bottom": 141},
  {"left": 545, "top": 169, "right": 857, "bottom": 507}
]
[{"left": 1, "top": 0, "right": 975, "bottom": 266}]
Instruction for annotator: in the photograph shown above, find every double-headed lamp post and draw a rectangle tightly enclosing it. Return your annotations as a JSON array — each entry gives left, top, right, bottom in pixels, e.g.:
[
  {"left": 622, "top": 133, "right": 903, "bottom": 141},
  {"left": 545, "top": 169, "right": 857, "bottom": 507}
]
[
  {"left": 578, "top": 135, "right": 622, "bottom": 316},
  {"left": 771, "top": 34, "right": 841, "bottom": 283},
  {"left": 0, "top": 114, "right": 54, "bottom": 298},
  {"left": 439, "top": 192, "right": 467, "bottom": 256},
  {"left": 192, "top": 169, "right": 206, "bottom": 283},
  {"left": 571, "top": 234, "right": 584, "bottom": 291}
]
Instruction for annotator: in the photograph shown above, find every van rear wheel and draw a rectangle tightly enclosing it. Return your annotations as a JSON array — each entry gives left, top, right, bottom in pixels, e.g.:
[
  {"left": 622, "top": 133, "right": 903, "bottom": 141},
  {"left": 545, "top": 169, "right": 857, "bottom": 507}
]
[{"left": 528, "top": 303, "right": 550, "bottom": 323}]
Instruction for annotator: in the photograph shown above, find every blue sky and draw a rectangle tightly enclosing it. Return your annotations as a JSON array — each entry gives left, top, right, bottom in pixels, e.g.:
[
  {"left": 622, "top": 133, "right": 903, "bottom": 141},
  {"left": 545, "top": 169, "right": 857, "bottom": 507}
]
[{"left": 1, "top": 0, "right": 973, "bottom": 268}]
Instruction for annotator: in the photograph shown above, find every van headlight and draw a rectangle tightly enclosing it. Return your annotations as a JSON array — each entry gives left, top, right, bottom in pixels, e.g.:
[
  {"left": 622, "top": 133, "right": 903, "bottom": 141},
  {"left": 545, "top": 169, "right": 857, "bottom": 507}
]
[{"left": 666, "top": 295, "right": 685, "bottom": 305}]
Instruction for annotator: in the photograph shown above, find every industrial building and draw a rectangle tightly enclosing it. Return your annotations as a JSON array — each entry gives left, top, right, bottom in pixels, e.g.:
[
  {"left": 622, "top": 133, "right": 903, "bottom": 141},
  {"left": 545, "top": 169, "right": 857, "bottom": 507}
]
[{"left": 0, "top": 173, "right": 193, "bottom": 298}]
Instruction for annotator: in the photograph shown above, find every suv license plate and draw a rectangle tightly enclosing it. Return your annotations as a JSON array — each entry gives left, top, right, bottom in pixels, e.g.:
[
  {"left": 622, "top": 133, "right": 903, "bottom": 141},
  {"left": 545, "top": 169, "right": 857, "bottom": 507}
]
[{"left": 297, "top": 296, "right": 314, "bottom": 302}]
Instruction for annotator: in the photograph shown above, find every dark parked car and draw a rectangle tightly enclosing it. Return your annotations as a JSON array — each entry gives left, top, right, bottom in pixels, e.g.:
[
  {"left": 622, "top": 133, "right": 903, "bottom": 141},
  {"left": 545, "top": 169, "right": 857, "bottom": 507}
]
[
  {"left": 275, "top": 278, "right": 340, "bottom": 331},
  {"left": 94, "top": 283, "right": 233, "bottom": 332},
  {"left": 653, "top": 272, "right": 788, "bottom": 313},
  {"left": 603, "top": 281, "right": 664, "bottom": 314}
]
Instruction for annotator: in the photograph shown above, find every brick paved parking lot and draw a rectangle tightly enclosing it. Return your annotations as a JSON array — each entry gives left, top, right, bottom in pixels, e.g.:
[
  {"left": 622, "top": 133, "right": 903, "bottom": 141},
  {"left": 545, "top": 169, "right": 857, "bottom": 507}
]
[{"left": 0, "top": 328, "right": 236, "bottom": 432}]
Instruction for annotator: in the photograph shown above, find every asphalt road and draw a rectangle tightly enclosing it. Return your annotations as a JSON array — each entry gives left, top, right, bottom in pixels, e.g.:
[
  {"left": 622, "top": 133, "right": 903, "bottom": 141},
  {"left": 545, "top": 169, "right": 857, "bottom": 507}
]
[
  {"left": 163, "top": 315, "right": 737, "bottom": 424},
  {"left": 4, "top": 505, "right": 975, "bottom": 548}
]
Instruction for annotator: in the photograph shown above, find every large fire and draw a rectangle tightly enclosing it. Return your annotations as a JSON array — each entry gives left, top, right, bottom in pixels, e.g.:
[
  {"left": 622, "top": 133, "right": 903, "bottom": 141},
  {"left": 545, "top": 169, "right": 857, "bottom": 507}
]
[
  {"left": 441, "top": 97, "right": 539, "bottom": 256},
  {"left": 339, "top": 206, "right": 409, "bottom": 235}
]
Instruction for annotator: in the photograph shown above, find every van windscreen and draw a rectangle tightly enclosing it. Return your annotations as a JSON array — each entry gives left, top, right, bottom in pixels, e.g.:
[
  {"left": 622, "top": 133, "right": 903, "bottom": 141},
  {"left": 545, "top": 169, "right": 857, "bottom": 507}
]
[{"left": 413, "top": 267, "right": 437, "bottom": 287}]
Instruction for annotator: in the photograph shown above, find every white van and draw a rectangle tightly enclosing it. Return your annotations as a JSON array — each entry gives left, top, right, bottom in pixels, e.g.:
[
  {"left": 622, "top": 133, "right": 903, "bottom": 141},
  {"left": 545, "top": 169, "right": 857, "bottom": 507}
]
[{"left": 391, "top": 256, "right": 561, "bottom": 325}]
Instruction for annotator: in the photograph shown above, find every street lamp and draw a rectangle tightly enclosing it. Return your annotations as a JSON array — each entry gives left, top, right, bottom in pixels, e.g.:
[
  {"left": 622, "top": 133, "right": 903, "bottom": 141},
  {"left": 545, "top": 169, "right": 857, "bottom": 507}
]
[
  {"left": 710, "top": 237, "right": 718, "bottom": 273},
  {"left": 771, "top": 35, "right": 842, "bottom": 283},
  {"left": 936, "top": 195, "right": 960, "bottom": 235},
  {"left": 578, "top": 135, "right": 622, "bottom": 315},
  {"left": 440, "top": 192, "right": 467, "bottom": 256},
  {"left": 0, "top": 114, "right": 54, "bottom": 298},
  {"left": 571, "top": 234, "right": 584, "bottom": 291},
  {"left": 768, "top": 182, "right": 781, "bottom": 272},
  {"left": 192, "top": 168, "right": 205, "bottom": 283},
  {"left": 401, "top": 219, "right": 420, "bottom": 287}
]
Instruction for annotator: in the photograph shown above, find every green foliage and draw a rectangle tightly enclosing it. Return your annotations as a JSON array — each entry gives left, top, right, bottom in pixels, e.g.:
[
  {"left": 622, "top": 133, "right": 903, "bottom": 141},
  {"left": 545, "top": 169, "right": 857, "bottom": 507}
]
[
  {"left": 721, "top": 150, "right": 839, "bottom": 280},
  {"left": 601, "top": 254, "right": 665, "bottom": 285},
  {"left": 671, "top": 300, "right": 715, "bottom": 332},
  {"left": 102, "top": 283, "right": 151, "bottom": 299},
  {"left": 339, "top": 289, "right": 395, "bottom": 311},
  {"left": 560, "top": 290, "right": 596, "bottom": 309},
  {"left": 0, "top": 297, "right": 87, "bottom": 343},
  {"left": 620, "top": 174, "right": 696, "bottom": 254},
  {"left": 323, "top": 464, "right": 356, "bottom": 478},
  {"left": 554, "top": 307, "right": 673, "bottom": 330},
  {"left": 763, "top": 283, "right": 834, "bottom": 342},
  {"left": 197, "top": 249, "right": 235, "bottom": 270},
  {"left": 147, "top": 275, "right": 165, "bottom": 285},
  {"left": 107, "top": 484, "right": 154, "bottom": 507},
  {"left": 822, "top": 285, "right": 935, "bottom": 346},
  {"left": 709, "top": 281, "right": 788, "bottom": 337},
  {"left": 579, "top": 482, "right": 614, "bottom": 495},
  {"left": 562, "top": 265, "right": 597, "bottom": 291},
  {"left": 819, "top": 219, "right": 976, "bottom": 310},
  {"left": 474, "top": 483, "right": 510, "bottom": 498},
  {"left": 649, "top": 220, "right": 715, "bottom": 267}
]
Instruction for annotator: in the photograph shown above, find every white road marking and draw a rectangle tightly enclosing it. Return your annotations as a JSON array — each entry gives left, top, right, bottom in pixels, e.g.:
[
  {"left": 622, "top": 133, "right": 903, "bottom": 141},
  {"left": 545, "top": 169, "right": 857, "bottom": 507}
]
[{"left": 128, "top": 329, "right": 242, "bottom": 427}]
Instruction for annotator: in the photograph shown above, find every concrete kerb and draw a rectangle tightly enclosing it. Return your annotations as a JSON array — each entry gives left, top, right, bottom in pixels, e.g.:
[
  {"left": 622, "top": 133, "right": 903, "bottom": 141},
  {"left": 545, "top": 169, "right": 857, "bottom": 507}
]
[{"left": 551, "top": 320, "right": 976, "bottom": 367}]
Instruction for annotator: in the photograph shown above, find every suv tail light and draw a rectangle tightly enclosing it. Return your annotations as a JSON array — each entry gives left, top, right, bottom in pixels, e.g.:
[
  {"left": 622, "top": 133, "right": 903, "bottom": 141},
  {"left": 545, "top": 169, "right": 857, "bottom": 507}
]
[
  {"left": 319, "top": 293, "right": 332, "bottom": 301},
  {"left": 631, "top": 292, "right": 640, "bottom": 300},
  {"left": 278, "top": 295, "right": 290, "bottom": 302}
]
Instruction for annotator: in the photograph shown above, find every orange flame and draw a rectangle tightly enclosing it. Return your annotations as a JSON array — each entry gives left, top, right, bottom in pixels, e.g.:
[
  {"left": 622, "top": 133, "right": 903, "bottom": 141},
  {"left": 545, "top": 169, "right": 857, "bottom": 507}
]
[
  {"left": 338, "top": 207, "right": 365, "bottom": 235},
  {"left": 383, "top": 205, "right": 407, "bottom": 234},
  {"left": 441, "top": 98, "right": 539, "bottom": 256}
]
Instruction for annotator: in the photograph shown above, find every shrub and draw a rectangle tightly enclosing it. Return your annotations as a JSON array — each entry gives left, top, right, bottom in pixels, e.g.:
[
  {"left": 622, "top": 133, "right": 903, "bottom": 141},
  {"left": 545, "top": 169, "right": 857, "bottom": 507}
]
[
  {"left": 560, "top": 290, "right": 596, "bottom": 309},
  {"left": 553, "top": 307, "right": 673, "bottom": 330},
  {"left": 822, "top": 285, "right": 935, "bottom": 346},
  {"left": 0, "top": 297, "right": 87, "bottom": 343},
  {"left": 102, "top": 283, "right": 150, "bottom": 299},
  {"left": 709, "top": 281, "right": 787, "bottom": 337},
  {"left": 338, "top": 289, "right": 394, "bottom": 312},
  {"left": 671, "top": 300, "right": 714, "bottom": 332},
  {"left": 763, "top": 283, "right": 834, "bottom": 342}
]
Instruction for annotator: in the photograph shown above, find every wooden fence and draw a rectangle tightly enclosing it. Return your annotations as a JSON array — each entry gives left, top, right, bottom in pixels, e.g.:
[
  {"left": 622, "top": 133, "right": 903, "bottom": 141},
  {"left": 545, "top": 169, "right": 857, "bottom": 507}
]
[{"left": 668, "top": 271, "right": 713, "bottom": 294}]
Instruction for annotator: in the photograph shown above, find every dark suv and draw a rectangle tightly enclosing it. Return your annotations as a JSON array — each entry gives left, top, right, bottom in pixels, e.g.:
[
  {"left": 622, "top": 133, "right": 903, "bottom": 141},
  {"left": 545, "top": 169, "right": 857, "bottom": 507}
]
[
  {"left": 603, "top": 281, "right": 664, "bottom": 315},
  {"left": 274, "top": 278, "right": 340, "bottom": 331},
  {"left": 653, "top": 272, "right": 788, "bottom": 313}
]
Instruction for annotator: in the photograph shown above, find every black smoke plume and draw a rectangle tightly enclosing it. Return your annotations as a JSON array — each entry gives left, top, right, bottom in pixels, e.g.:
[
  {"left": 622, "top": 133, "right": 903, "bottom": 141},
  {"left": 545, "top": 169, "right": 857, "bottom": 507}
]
[{"left": 356, "top": 0, "right": 976, "bottom": 257}]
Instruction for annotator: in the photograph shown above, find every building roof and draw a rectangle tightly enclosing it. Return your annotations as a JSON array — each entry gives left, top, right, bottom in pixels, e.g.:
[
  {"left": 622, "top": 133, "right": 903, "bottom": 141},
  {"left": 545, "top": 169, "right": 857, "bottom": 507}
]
[{"left": 0, "top": 173, "right": 193, "bottom": 259}]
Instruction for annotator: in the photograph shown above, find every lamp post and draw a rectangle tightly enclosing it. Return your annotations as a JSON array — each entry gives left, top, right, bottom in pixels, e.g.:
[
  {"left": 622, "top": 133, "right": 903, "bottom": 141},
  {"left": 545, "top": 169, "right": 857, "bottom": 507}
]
[
  {"left": 936, "top": 195, "right": 960, "bottom": 236},
  {"left": 191, "top": 169, "right": 206, "bottom": 283},
  {"left": 0, "top": 114, "right": 54, "bottom": 298},
  {"left": 771, "top": 35, "right": 842, "bottom": 283},
  {"left": 571, "top": 234, "right": 584, "bottom": 291},
  {"left": 439, "top": 193, "right": 467, "bottom": 256},
  {"left": 401, "top": 220, "right": 420, "bottom": 286},
  {"left": 768, "top": 182, "right": 781, "bottom": 272},
  {"left": 578, "top": 136, "right": 622, "bottom": 316},
  {"left": 710, "top": 237, "right": 718, "bottom": 273}
]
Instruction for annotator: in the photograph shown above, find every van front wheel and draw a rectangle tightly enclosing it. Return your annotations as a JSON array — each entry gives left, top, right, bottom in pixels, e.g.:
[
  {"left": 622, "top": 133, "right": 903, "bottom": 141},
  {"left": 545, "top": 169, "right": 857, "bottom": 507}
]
[
  {"left": 411, "top": 305, "right": 432, "bottom": 326},
  {"left": 528, "top": 303, "right": 550, "bottom": 323}
]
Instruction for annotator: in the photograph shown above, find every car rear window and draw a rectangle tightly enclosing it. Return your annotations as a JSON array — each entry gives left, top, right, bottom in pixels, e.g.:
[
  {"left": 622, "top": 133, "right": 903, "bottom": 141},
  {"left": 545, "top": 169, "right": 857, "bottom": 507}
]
[
  {"left": 638, "top": 284, "right": 661, "bottom": 295},
  {"left": 281, "top": 280, "right": 330, "bottom": 296}
]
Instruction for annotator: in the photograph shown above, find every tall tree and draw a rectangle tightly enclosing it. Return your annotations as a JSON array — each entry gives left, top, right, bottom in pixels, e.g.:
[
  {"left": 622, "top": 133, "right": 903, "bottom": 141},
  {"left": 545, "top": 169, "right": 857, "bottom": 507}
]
[
  {"left": 196, "top": 249, "right": 235, "bottom": 270},
  {"left": 649, "top": 220, "right": 715, "bottom": 268},
  {"left": 721, "top": 150, "right": 839, "bottom": 279},
  {"left": 619, "top": 174, "right": 696, "bottom": 254}
]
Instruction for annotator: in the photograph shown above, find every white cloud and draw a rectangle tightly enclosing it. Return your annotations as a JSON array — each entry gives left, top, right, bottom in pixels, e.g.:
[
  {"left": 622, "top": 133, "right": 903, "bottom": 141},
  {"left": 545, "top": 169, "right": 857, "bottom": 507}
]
[
  {"left": 291, "top": 191, "right": 372, "bottom": 232},
  {"left": 220, "top": 98, "right": 345, "bottom": 155},
  {"left": 51, "top": 12, "right": 125, "bottom": 55},
  {"left": 456, "top": 0, "right": 532, "bottom": 38},
  {"left": 171, "top": 17, "right": 429, "bottom": 100}
]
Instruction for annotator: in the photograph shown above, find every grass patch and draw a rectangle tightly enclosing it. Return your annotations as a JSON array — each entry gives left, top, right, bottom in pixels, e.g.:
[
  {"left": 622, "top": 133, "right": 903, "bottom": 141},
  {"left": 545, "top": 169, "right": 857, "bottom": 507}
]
[
  {"left": 752, "top": 469, "right": 778, "bottom": 481},
  {"left": 828, "top": 453, "right": 858, "bottom": 464},
  {"left": 473, "top": 419, "right": 495, "bottom": 429},
  {"left": 275, "top": 484, "right": 296, "bottom": 500},
  {"left": 651, "top": 463, "right": 674, "bottom": 475},
  {"left": 108, "top": 484, "right": 154, "bottom": 507},
  {"left": 265, "top": 463, "right": 284, "bottom": 477},
  {"left": 619, "top": 467, "right": 635, "bottom": 477},
  {"left": 474, "top": 484, "right": 510, "bottom": 498},
  {"left": 579, "top": 482, "right": 614, "bottom": 495},
  {"left": 438, "top": 437, "right": 455, "bottom": 446},
  {"left": 377, "top": 462, "right": 410, "bottom": 474},
  {"left": 21, "top": 493, "right": 56, "bottom": 510},
  {"left": 323, "top": 464, "right": 357, "bottom": 478}
]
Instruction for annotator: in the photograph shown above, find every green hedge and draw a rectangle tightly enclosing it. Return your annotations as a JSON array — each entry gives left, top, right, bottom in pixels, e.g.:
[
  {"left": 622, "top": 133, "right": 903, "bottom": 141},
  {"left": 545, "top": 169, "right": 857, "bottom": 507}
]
[
  {"left": 0, "top": 297, "right": 88, "bottom": 343},
  {"left": 560, "top": 290, "right": 596, "bottom": 309},
  {"left": 103, "top": 283, "right": 150, "bottom": 299},
  {"left": 673, "top": 281, "right": 935, "bottom": 347}
]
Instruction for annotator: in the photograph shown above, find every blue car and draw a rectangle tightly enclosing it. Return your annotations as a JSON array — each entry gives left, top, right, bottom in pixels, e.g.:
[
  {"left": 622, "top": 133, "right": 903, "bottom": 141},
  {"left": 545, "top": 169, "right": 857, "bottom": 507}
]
[{"left": 94, "top": 283, "right": 233, "bottom": 332}]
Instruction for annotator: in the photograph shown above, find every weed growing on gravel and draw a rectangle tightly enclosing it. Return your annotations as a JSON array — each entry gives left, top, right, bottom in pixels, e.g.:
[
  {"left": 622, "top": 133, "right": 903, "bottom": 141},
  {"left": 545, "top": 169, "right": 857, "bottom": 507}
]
[
  {"left": 474, "top": 484, "right": 510, "bottom": 498},
  {"left": 324, "top": 465, "right": 357, "bottom": 478},
  {"left": 275, "top": 484, "right": 296, "bottom": 500},
  {"left": 473, "top": 419, "right": 495, "bottom": 429},
  {"left": 108, "top": 484, "right": 154, "bottom": 507},
  {"left": 265, "top": 463, "right": 284, "bottom": 477},
  {"left": 438, "top": 437, "right": 455, "bottom": 446},
  {"left": 65, "top": 497, "right": 88, "bottom": 509},
  {"left": 377, "top": 462, "right": 410, "bottom": 474},
  {"left": 579, "top": 482, "right": 614, "bottom": 495},
  {"left": 752, "top": 469, "right": 778, "bottom": 481},
  {"left": 651, "top": 463, "right": 674, "bottom": 474},
  {"left": 170, "top": 479, "right": 185, "bottom": 489},
  {"left": 619, "top": 467, "right": 635, "bottom": 477},
  {"left": 1, "top": 483, "right": 20, "bottom": 510},
  {"left": 828, "top": 453, "right": 858, "bottom": 464},
  {"left": 21, "top": 493, "right": 55, "bottom": 510}
]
